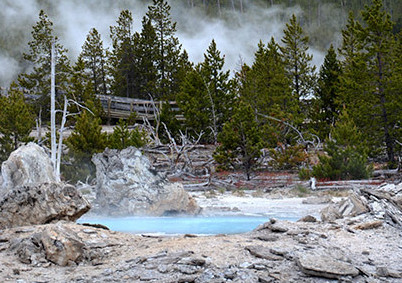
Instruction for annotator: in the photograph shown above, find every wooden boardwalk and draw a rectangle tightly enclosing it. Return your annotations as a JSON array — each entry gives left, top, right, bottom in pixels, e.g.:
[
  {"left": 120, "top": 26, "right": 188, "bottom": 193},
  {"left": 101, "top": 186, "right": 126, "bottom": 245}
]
[{"left": 96, "top": 94, "right": 184, "bottom": 122}]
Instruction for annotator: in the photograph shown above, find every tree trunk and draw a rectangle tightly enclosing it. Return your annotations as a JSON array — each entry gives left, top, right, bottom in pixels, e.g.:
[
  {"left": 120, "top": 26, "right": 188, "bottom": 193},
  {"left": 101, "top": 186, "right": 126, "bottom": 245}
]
[
  {"left": 50, "top": 41, "right": 57, "bottom": 180},
  {"left": 377, "top": 51, "right": 395, "bottom": 164}
]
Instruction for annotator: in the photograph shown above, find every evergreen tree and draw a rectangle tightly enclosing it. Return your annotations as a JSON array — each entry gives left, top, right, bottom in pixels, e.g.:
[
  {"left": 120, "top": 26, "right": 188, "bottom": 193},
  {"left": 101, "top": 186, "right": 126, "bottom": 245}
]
[
  {"left": 132, "top": 17, "right": 159, "bottom": 99},
  {"left": 177, "top": 40, "right": 233, "bottom": 143},
  {"left": 67, "top": 109, "right": 107, "bottom": 156},
  {"left": 361, "top": 0, "right": 400, "bottom": 166},
  {"left": 238, "top": 38, "right": 298, "bottom": 147},
  {"left": 214, "top": 101, "right": 265, "bottom": 180},
  {"left": 0, "top": 83, "right": 35, "bottom": 162},
  {"left": 80, "top": 28, "right": 108, "bottom": 96},
  {"left": 145, "top": 0, "right": 190, "bottom": 99},
  {"left": 281, "top": 14, "right": 316, "bottom": 101},
  {"left": 313, "top": 108, "right": 372, "bottom": 180},
  {"left": 18, "top": 10, "right": 71, "bottom": 120},
  {"left": 109, "top": 10, "right": 136, "bottom": 98},
  {"left": 108, "top": 119, "right": 147, "bottom": 150},
  {"left": 312, "top": 44, "right": 342, "bottom": 140},
  {"left": 339, "top": 1, "right": 401, "bottom": 166}
]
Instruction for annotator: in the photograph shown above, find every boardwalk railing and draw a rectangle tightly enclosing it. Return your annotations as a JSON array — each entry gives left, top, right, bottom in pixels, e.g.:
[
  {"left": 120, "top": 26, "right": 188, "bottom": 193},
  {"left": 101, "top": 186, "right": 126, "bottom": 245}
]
[{"left": 95, "top": 94, "right": 184, "bottom": 121}]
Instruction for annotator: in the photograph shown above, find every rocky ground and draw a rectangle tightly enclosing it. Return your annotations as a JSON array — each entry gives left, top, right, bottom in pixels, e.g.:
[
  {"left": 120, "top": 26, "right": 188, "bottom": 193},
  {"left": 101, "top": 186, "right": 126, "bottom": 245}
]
[
  {"left": 1, "top": 185, "right": 401, "bottom": 283},
  {"left": 1, "top": 144, "right": 401, "bottom": 282}
]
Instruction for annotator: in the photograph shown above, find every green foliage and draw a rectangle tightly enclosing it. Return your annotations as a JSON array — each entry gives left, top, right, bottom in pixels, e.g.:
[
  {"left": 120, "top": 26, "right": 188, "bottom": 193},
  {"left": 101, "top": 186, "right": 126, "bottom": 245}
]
[
  {"left": 108, "top": 119, "right": 148, "bottom": 150},
  {"left": 66, "top": 110, "right": 107, "bottom": 156},
  {"left": 80, "top": 28, "right": 108, "bottom": 95},
  {"left": 312, "top": 44, "right": 342, "bottom": 140},
  {"left": 18, "top": 10, "right": 71, "bottom": 120},
  {"left": 0, "top": 84, "right": 35, "bottom": 162},
  {"left": 109, "top": 10, "right": 136, "bottom": 98},
  {"left": 338, "top": 1, "right": 401, "bottom": 165},
  {"left": 158, "top": 102, "right": 183, "bottom": 143},
  {"left": 238, "top": 37, "right": 301, "bottom": 147},
  {"left": 214, "top": 101, "right": 265, "bottom": 180},
  {"left": 312, "top": 109, "right": 372, "bottom": 180},
  {"left": 281, "top": 14, "right": 316, "bottom": 101},
  {"left": 145, "top": 0, "right": 191, "bottom": 99},
  {"left": 298, "top": 167, "right": 312, "bottom": 181},
  {"left": 269, "top": 143, "right": 307, "bottom": 170},
  {"left": 177, "top": 39, "right": 233, "bottom": 143}
]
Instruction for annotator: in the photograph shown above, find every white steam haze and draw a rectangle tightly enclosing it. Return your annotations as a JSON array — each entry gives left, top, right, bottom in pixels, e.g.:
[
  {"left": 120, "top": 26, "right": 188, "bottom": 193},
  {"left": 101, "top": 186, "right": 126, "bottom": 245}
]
[{"left": 0, "top": 0, "right": 326, "bottom": 87}]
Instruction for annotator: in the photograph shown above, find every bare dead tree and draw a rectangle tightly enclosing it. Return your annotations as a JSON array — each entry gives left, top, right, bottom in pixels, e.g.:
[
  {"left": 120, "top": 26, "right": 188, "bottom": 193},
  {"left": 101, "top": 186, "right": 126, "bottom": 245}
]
[
  {"left": 161, "top": 122, "right": 204, "bottom": 174},
  {"left": 142, "top": 95, "right": 162, "bottom": 146},
  {"left": 200, "top": 74, "right": 218, "bottom": 144}
]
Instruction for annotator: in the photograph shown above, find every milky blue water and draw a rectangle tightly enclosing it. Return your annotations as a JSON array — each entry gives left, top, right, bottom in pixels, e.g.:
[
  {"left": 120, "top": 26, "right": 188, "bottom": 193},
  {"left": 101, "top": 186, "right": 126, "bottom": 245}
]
[{"left": 78, "top": 215, "right": 298, "bottom": 235}]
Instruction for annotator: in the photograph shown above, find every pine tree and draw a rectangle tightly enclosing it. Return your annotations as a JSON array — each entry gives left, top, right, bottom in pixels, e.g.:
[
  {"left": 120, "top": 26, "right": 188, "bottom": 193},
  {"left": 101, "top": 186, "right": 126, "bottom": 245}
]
[
  {"left": 0, "top": 83, "right": 35, "bottom": 162},
  {"left": 80, "top": 28, "right": 108, "bottom": 96},
  {"left": 145, "top": 0, "right": 190, "bottom": 99},
  {"left": 313, "top": 44, "right": 342, "bottom": 140},
  {"left": 108, "top": 119, "right": 147, "bottom": 150},
  {"left": 177, "top": 39, "right": 233, "bottom": 143},
  {"left": 132, "top": 17, "right": 159, "bottom": 99},
  {"left": 361, "top": 0, "right": 399, "bottom": 166},
  {"left": 339, "top": 1, "right": 401, "bottom": 166},
  {"left": 109, "top": 10, "right": 136, "bottom": 98},
  {"left": 214, "top": 101, "right": 265, "bottom": 180},
  {"left": 177, "top": 65, "right": 210, "bottom": 139},
  {"left": 312, "top": 108, "right": 371, "bottom": 180},
  {"left": 67, "top": 110, "right": 107, "bottom": 155},
  {"left": 18, "top": 10, "right": 71, "bottom": 120},
  {"left": 281, "top": 14, "right": 316, "bottom": 101},
  {"left": 238, "top": 37, "right": 298, "bottom": 147}
]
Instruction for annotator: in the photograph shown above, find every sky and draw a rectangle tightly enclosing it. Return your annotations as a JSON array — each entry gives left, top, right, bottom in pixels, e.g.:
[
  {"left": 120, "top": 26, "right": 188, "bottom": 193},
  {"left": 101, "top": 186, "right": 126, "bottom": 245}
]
[{"left": 0, "top": 0, "right": 326, "bottom": 87}]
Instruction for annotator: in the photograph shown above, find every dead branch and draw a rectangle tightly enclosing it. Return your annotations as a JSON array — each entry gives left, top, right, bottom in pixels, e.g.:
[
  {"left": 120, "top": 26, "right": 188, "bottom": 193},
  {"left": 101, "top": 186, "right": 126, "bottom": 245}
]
[{"left": 257, "top": 113, "right": 321, "bottom": 149}]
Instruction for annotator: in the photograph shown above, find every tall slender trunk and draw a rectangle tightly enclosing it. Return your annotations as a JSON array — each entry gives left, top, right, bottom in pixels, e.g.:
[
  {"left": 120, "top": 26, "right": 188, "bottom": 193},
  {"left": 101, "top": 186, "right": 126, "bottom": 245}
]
[
  {"left": 377, "top": 51, "right": 394, "bottom": 163},
  {"left": 50, "top": 41, "right": 58, "bottom": 180}
]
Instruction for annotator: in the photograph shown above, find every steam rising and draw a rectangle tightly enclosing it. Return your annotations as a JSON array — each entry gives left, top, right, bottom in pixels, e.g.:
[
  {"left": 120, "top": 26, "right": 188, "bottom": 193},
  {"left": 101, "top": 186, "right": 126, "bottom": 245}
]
[{"left": 1, "top": 0, "right": 326, "bottom": 87}]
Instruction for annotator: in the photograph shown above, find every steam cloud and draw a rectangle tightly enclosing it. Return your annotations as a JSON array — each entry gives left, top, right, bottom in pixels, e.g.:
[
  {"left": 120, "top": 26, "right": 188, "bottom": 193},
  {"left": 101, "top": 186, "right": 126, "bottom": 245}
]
[{"left": 1, "top": 0, "right": 326, "bottom": 87}]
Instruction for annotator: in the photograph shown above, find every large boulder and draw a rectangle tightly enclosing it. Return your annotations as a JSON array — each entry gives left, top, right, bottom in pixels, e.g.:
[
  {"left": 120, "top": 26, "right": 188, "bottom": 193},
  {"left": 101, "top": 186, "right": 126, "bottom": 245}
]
[
  {"left": 91, "top": 147, "right": 200, "bottom": 216},
  {"left": 10, "top": 223, "right": 86, "bottom": 266},
  {"left": 0, "top": 182, "right": 90, "bottom": 229},
  {"left": 1, "top": 142, "right": 55, "bottom": 192}
]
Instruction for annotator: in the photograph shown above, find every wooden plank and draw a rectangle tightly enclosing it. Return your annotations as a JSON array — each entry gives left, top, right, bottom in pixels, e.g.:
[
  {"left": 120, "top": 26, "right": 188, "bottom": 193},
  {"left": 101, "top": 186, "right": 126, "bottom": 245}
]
[{"left": 95, "top": 94, "right": 184, "bottom": 122}]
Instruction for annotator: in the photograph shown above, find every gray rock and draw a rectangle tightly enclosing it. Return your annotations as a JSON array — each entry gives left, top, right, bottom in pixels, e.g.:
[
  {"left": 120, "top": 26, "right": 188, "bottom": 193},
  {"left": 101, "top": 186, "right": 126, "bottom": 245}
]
[
  {"left": 321, "top": 193, "right": 369, "bottom": 222},
  {"left": 297, "top": 254, "right": 359, "bottom": 279},
  {"left": 245, "top": 245, "right": 283, "bottom": 261},
  {"left": 92, "top": 147, "right": 200, "bottom": 216},
  {"left": 39, "top": 224, "right": 85, "bottom": 266},
  {"left": 1, "top": 143, "right": 55, "bottom": 192},
  {"left": 10, "top": 223, "right": 85, "bottom": 266},
  {"left": 0, "top": 183, "right": 90, "bottom": 229},
  {"left": 297, "top": 215, "right": 317, "bottom": 223}
]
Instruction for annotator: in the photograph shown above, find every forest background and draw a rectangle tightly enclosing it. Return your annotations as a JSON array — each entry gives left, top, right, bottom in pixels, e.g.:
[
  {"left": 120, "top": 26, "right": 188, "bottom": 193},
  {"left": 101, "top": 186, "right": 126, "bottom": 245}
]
[{"left": 0, "top": 0, "right": 401, "bottom": 183}]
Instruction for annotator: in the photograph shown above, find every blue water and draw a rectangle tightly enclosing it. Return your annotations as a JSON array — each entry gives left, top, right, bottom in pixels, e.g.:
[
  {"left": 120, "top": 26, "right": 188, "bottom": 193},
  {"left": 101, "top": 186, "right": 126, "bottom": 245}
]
[{"left": 78, "top": 215, "right": 298, "bottom": 235}]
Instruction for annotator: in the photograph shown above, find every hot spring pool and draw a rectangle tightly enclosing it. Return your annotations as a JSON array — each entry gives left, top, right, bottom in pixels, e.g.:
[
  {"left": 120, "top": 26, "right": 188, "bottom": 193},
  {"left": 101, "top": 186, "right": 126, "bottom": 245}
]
[{"left": 78, "top": 215, "right": 298, "bottom": 235}]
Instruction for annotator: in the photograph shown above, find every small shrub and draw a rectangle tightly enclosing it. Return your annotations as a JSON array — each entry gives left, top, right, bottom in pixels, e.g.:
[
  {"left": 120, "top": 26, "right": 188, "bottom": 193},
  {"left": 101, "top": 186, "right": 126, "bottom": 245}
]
[
  {"left": 298, "top": 167, "right": 312, "bottom": 180},
  {"left": 269, "top": 143, "right": 307, "bottom": 170},
  {"left": 218, "top": 187, "right": 226, "bottom": 194},
  {"left": 312, "top": 109, "right": 372, "bottom": 180}
]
